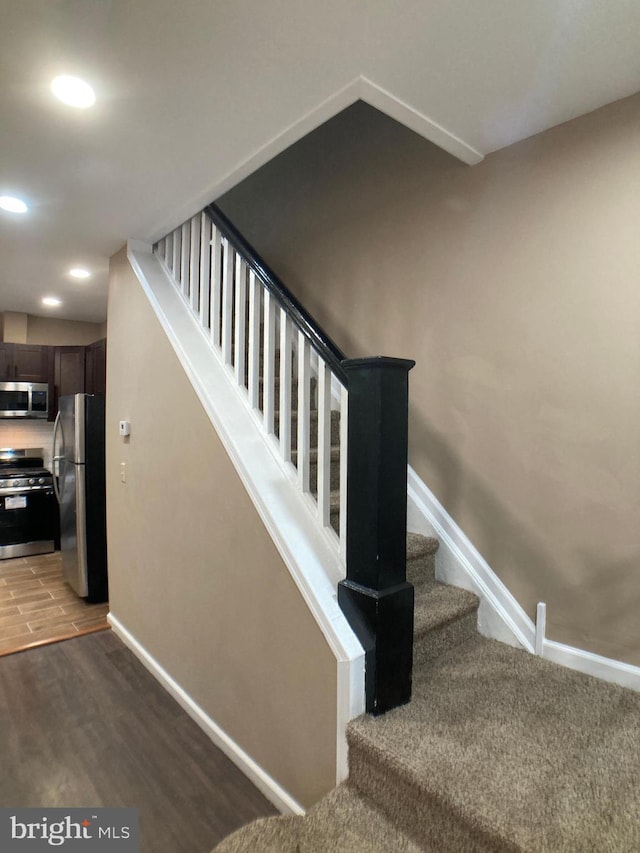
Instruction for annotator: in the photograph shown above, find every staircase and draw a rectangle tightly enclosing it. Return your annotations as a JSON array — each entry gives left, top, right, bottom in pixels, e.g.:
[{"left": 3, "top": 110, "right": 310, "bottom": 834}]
[
  {"left": 154, "top": 202, "right": 416, "bottom": 715},
  {"left": 213, "top": 532, "right": 640, "bottom": 852},
  {"left": 149, "top": 205, "right": 640, "bottom": 850}
]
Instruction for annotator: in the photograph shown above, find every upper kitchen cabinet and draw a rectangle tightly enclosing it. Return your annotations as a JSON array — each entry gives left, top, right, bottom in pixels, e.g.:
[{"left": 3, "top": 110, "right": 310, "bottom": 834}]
[
  {"left": 53, "top": 346, "right": 86, "bottom": 403},
  {"left": 85, "top": 338, "right": 106, "bottom": 396},
  {"left": 0, "top": 343, "right": 51, "bottom": 383},
  {"left": 0, "top": 345, "right": 10, "bottom": 379},
  {"left": 50, "top": 339, "right": 107, "bottom": 419}
]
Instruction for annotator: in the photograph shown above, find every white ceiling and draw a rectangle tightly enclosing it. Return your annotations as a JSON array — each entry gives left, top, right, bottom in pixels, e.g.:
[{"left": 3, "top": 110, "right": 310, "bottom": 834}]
[{"left": 2, "top": 0, "right": 640, "bottom": 325}]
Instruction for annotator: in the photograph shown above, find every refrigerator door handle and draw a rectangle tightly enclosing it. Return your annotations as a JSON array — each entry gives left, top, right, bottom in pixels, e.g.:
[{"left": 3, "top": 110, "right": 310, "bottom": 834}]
[{"left": 52, "top": 410, "right": 64, "bottom": 505}]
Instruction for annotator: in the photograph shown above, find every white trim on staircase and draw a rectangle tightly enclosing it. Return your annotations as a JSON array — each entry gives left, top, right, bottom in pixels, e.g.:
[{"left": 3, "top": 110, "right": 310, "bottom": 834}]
[
  {"left": 358, "top": 77, "right": 483, "bottom": 166},
  {"left": 127, "top": 239, "right": 365, "bottom": 787},
  {"left": 407, "top": 466, "right": 535, "bottom": 652},
  {"left": 408, "top": 468, "right": 640, "bottom": 693},
  {"left": 108, "top": 614, "right": 305, "bottom": 816},
  {"left": 534, "top": 601, "right": 640, "bottom": 692},
  {"left": 147, "top": 76, "right": 483, "bottom": 245},
  {"left": 542, "top": 639, "right": 640, "bottom": 692}
]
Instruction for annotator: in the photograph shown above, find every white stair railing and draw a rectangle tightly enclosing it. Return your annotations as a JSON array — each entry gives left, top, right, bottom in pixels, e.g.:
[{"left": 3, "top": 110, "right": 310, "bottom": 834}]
[
  {"left": 154, "top": 201, "right": 417, "bottom": 715},
  {"left": 154, "top": 207, "right": 348, "bottom": 562}
]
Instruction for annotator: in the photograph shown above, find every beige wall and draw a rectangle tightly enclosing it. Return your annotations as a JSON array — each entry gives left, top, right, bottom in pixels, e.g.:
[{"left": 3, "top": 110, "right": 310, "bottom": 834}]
[
  {"left": 2, "top": 312, "right": 28, "bottom": 343},
  {"left": 106, "top": 248, "right": 337, "bottom": 808},
  {"left": 219, "top": 94, "right": 640, "bottom": 666},
  {"left": 0, "top": 312, "right": 104, "bottom": 345},
  {"left": 27, "top": 315, "right": 105, "bottom": 345}
]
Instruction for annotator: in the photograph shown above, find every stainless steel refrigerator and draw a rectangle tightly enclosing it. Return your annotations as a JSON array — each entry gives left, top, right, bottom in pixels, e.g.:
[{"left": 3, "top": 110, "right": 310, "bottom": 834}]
[{"left": 52, "top": 393, "right": 108, "bottom": 602}]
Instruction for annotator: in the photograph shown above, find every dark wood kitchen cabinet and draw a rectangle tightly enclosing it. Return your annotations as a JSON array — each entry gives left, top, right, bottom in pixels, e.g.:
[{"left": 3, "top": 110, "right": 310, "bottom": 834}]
[
  {"left": 0, "top": 345, "right": 10, "bottom": 379},
  {"left": 53, "top": 346, "right": 85, "bottom": 411},
  {"left": 50, "top": 339, "right": 107, "bottom": 419},
  {"left": 85, "top": 338, "right": 106, "bottom": 396},
  {"left": 0, "top": 343, "right": 51, "bottom": 382}
]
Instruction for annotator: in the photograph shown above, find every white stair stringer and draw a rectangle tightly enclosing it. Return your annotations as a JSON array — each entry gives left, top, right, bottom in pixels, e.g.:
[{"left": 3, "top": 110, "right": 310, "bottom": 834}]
[{"left": 127, "top": 240, "right": 365, "bottom": 785}]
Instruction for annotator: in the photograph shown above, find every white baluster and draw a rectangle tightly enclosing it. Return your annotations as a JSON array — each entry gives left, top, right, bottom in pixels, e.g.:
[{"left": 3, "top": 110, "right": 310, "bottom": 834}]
[
  {"left": 339, "top": 384, "right": 348, "bottom": 563},
  {"left": 221, "top": 240, "right": 234, "bottom": 366},
  {"left": 297, "top": 331, "right": 311, "bottom": 493},
  {"left": 180, "top": 221, "right": 190, "bottom": 296},
  {"left": 279, "top": 310, "right": 292, "bottom": 463},
  {"left": 199, "top": 214, "right": 212, "bottom": 330},
  {"left": 189, "top": 215, "right": 201, "bottom": 314},
  {"left": 171, "top": 227, "right": 181, "bottom": 281},
  {"left": 247, "top": 271, "right": 261, "bottom": 410},
  {"left": 234, "top": 255, "right": 247, "bottom": 387},
  {"left": 210, "top": 227, "right": 222, "bottom": 348},
  {"left": 263, "top": 291, "right": 276, "bottom": 434},
  {"left": 317, "top": 358, "right": 331, "bottom": 526},
  {"left": 163, "top": 233, "right": 171, "bottom": 267}
]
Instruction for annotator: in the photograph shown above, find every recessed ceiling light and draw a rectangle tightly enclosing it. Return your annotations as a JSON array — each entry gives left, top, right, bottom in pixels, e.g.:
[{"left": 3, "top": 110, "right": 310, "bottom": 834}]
[
  {"left": 69, "top": 267, "right": 91, "bottom": 279},
  {"left": 0, "top": 196, "right": 28, "bottom": 213},
  {"left": 51, "top": 75, "right": 96, "bottom": 108},
  {"left": 42, "top": 296, "right": 62, "bottom": 307}
]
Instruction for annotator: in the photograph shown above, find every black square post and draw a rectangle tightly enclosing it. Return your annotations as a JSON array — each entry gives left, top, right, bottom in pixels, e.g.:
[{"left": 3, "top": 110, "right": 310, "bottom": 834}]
[{"left": 338, "top": 356, "right": 415, "bottom": 715}]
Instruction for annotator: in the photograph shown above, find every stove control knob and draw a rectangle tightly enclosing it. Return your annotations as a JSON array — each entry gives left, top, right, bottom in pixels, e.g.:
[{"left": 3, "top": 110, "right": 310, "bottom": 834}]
[
  {"left": 12, "top": 479, "right": 20, "bottom": 487},
  {"left": 38, "top": 477, "right": 45, "bottom": 485},
  {"left": 29, "top": 478, "right": 35, "bottom": 485}
]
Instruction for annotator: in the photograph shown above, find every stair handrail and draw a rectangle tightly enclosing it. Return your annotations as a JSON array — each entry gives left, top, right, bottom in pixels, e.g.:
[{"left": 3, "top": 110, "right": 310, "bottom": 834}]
[
  {"left": 154, "top": 204, "right": 415, "bottom": 715},
  {"left": 205, "top": 203, "right": 348, "bottom": 385}
]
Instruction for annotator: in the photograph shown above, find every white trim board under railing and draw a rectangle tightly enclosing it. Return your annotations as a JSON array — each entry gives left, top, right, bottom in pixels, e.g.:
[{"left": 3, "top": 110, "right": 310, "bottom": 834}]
[
  {"left": 407, "top": 468, "right": 640, "bottom": 693},
  {"left": 127, "top": 239, "right": 365, "bottom": 788}
]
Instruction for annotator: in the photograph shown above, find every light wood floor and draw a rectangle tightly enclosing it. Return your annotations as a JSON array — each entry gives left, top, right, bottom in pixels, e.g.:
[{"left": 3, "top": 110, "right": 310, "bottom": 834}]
[
  {"left": 0, "top": 630, "right": 277, "bottom": 852},
  {"left": 0, "top": 551, "right": 109, "bottom": 656}
]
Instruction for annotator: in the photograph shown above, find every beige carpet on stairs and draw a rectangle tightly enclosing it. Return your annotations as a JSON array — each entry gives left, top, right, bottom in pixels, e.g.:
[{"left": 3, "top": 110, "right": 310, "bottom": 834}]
[{"left": 213, "top": 534, "right": 640, "bottom": 853}]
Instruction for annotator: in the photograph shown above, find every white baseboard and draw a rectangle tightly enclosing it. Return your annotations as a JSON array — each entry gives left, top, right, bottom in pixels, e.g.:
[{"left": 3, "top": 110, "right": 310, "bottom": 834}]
[
  {"left": 534, "top": 602, "right": 640, "bottom": 692},
  {"left": 108, "top": 613, "right": 305, "bottom": 816},
  {"left": 407, "top": 466, "right": 535, "bottom": 651},
  {"left": 543, "top": 639, "right": 640, "bottom": 691},
  {"left": 407, "top": 467, "right": 640, "bottom": 693}
]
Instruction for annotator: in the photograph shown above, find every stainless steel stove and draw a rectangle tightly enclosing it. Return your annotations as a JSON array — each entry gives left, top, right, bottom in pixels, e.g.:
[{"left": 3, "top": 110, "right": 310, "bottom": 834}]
[{"left": 0, "top": 448, "right": 58, "bottom": 559}]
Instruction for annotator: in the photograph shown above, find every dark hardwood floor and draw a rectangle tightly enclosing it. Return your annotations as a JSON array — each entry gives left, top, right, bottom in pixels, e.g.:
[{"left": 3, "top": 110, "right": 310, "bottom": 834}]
[{"left": 0, "top": 630, "right": 277, "bottom": 852}]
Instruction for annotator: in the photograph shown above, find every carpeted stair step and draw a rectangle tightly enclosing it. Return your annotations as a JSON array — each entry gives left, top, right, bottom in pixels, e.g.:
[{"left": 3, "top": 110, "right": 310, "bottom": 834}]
[
  {"left": 258, "top": 374, "right": 317, "bottom": 411},
  {"left": 213, "top": 783, "right": 424, "bottom": 853},
  {"left": 413, "top": 582, "right": 480, "bottom": 665},
  {"left": 406, "top": 533, "right": 439, "bottom": 587},
  {"left": 275, "top": 409, "right": 340, "bottom": 447},
  {"left": 347, "top": 634, "right": 640, "bottom": 852},
  {"left": 292, "top": 445, "right": 341, "bottom": 492}
]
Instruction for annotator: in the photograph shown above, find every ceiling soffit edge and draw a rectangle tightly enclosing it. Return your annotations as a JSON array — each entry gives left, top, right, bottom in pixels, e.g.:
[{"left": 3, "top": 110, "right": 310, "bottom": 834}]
[{"left": 145, "top": 76, "right": 484, "bottom": 246}]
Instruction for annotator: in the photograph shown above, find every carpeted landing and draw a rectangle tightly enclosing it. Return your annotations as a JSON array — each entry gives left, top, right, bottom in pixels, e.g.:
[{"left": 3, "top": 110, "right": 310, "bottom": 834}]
[{"left": 213, "top": 534, "right": 640, "bottom": 852}]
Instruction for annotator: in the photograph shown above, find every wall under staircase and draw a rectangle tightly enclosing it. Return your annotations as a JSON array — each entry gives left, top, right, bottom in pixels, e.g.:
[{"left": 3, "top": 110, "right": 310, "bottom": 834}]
[{"left": 105, "top": 246, "right": 352, "bottom": 811}]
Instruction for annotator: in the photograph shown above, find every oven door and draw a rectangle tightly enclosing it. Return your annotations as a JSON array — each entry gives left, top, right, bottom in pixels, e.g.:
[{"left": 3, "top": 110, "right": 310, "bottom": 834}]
[{"left": 0, "top": 489, "right": 57, "bottom": 559}]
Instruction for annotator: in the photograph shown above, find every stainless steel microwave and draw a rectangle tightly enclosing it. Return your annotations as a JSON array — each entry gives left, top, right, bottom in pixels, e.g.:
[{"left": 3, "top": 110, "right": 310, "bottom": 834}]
[{"left": 0, "top": 381, "right": 49, "bottom": 418}]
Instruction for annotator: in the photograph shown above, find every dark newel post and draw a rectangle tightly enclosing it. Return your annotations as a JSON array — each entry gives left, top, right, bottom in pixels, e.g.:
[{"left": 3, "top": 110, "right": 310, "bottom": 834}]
[{"left": 338, "top": 356, "right": 415, "bottom": 715}]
